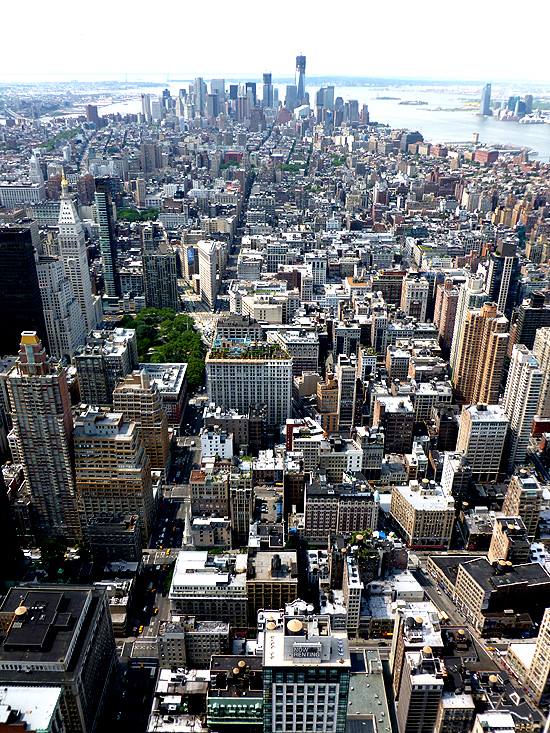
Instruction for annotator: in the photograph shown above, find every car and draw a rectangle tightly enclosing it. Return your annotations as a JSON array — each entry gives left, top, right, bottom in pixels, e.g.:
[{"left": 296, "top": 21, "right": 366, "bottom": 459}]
[
  {"left": 166, "top": 549, "right": 171, "bottom": 555},
  {"left": 175, "top": 471, "right": 181, "bottom": 479},
  {"left": 487, "top": 646, "right": 496, "bottom": 651},
  {"left": 155, "top": 565, "right": 161, "bottom": 571},
  {"left": 151, "top": 588, "right": 156, "bottom": 594},
  {"left": 153, "top": 607, "right": 159, "bottom": 615},
  {"left": 132, "top": 626, "right": 138, "bottom": 635},
  {"left": 138, "top": 625, "right": 144, "bottom": 634}
]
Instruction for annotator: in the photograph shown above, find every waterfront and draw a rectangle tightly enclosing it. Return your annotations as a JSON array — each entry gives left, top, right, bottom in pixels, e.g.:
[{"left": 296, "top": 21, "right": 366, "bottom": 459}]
[{"left": 97, "top": 82, "right": 550, "bottom": 161}]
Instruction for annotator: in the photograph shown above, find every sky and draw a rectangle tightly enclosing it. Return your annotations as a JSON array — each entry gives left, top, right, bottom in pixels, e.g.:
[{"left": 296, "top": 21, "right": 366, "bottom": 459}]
[{"left": 2, "top": 0, "right": 549, "bottom": 84}]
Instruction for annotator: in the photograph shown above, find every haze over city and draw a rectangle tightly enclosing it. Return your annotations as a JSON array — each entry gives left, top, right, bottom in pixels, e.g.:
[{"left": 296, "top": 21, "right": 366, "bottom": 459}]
[{"left": 3, "top": 0, "right": 550, "bottom": 82}]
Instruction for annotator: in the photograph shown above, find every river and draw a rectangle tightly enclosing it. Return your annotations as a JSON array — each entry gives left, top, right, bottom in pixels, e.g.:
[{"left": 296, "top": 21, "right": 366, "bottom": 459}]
[{"left": 98, "top": 82, "right": 550, "bottom": 161}]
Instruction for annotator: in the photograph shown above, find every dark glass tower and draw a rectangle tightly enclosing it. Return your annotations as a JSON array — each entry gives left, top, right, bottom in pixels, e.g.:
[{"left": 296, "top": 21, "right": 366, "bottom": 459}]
[
  {"left": 296, "top": 55, "right": 306, "bottom": 103},
  {"left": 94, "top": 177, "right": 120, "bottom": 297},
  {"left": 0, "top": 226, "right": 49, "bottom": 354}
]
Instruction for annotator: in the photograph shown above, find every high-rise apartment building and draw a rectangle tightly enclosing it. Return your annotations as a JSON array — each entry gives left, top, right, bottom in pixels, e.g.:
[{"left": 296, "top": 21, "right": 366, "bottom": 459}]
[
  {"left": 0, "top": 226, "right": 49, "bottom": 355},
  {"left": 37, "top": 255, "right": 87, "bottom": 359},
  {"left": 143, "top": 242, "right": 179, "bottom": 311},
  {"left": 73, "top": 327, "right": 138, "bottom": 406},
  {"left": 263, "top": 612, "right": 350, "bottom": 733},
  {"left": 456, "top": 404, "right": 508, "bottom": 481},
  {"left": 503, "top": 345, "right": 542, "bottom": 471},
  {"left": 7, "top": 332, "right": 81, "bottom": 542},
  {"left": 0, "top": 584, "right": 116, "bottom": 733},
  {"left": 58, "top": 176, "right": 102, "bottom": 331},
  {"left": 449, "top": 274, "right": 488, "bottom": 374},
  {"left": 434, "top": 280, "right": 459, "bottom": 353},
  {"left": 452, "top": 302, "right": 509, "bottom": 405},
  {"left": 94, "top": 178, "right": 119, "bottom": 298},
  {"left": 74, "top": 407, "right": 154, "bottom": 545},
  {"left": 206, "top": 342, "right": 292, "bottom": 429},
  {"left": 113, "top": 370, "right": 170, "bottom": 473},
  {"left": 532, "top": 327, "right": 550, "bottom": 422},
  {"left": 501, "top": 471, "right": 542, "bottom": 539},
  {"left": 295, "top": 55, "right": 306, "bottom": 103},
  {"left": 198, "top": 240, "right": 218, "bottom": 311}
]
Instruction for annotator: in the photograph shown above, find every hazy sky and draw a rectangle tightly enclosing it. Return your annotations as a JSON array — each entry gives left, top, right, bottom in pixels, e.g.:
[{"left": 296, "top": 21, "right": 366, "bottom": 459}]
[{"left": 3, "top": 0, "right": 549, "bottom": 83}]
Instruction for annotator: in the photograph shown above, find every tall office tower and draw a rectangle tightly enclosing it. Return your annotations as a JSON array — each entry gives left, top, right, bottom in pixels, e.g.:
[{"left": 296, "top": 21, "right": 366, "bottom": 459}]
[
  {"left": 210, "top": 78, "right": 225, "bottom": 103},
  {"left": 440, "top": 451, "right": 472, "bottom": 503},
  {"left": 501, "top": 471, "right": 542, "bottom": 539},
  {"left": 295, "top": 55, "right": 306, "bottom": 103},
  {"left": 73, "top": 327, "right": 138, "bottom": 406},
  {"left": 206, "top": 343, "right": 292, "bottom": 429},
  {"left": 452, "top": 302, "right": 509, "bottom": 405},
  {"left": 525, "top": 607, "right": 550, "bottom": 703},
  {"left": 74, "top": 407, "right": 154, "bottom": 545},
  {"left": 263, "top": 613, "right": 350, "bottom": 733},
  {"left": 58, "top": 176, "right": 102, "bottom": 332},
  {"left": 456, "top": 404, "right": 508, "bottom": 482},
  {"left": 503, "top": 345, "right": 543, "bottom": 471},
  {"left": 285, "top": 85, "right": 298, "bottom": 111},
  {"left": 194, "top": 77, "right": 205, "bottom": 114},
  {"left": 485, "top": 240, "right": 520, "bottom": 316},
  {"left": 29, "top": 154, "right": 44, "bottom": 185},
  {"left": 533, "top": 327, "right": 550, "bottom": 422},
  {"left": 113, "top": 370, "right": 170, "bottom": 473},
  {"left": 94, "top": 177, "right": 119, "bottom": 298},
  {"left": 0, "top": 584, "right": 116, "bottom": 733},
  {"left": 150, "top": 97, "right": 162, "bottom": 122},
  {"left": 508, "top": 292, "right": 550, "bottom": 355},
  {"left": 197, "top": 239, "right": 218, "bottom": 311},
  {"left": 37, "top": 255, "right": 86, "bottom": 359},
  {"left": 143, "top": 242, "right": 179, "bottom": 311},
  {"left": 7, "top": 332, "right": 80, "bottom": 541},
  {"left": 336, "top": 354, "right": 357, "bottom": 430},
  {"left": 449, "top": 274, "right": 488, "bottom": 375},
  {"left": 205, "top": 93, "right": 218, "bottom": 118},
  {"left": 141, "top": 93, "right": 152, "bottom": 121},
  {"left": 396, "top": 648, "right": 444, "bottom": 733},
  {"left": 479, "top": 83, "right": 492, "bottom": 115},
  {"left": 0, "top": 227, "right": 49, "bottom": 355},
  {"left": 262, "top": 72, "right": 274, "bottom": 108},
  {"left": 245, "top": 81, "right": 257, "bottom": 106}
]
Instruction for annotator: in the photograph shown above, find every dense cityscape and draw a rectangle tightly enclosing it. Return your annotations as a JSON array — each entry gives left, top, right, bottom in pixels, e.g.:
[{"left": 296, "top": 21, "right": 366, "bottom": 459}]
[{"left": 2, "top": 54, "right": 550, "bottom": 733}]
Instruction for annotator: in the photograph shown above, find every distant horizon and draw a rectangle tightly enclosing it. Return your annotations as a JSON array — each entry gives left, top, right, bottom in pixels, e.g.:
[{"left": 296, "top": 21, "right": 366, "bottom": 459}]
[{"left": 1, "top": 73, "right": 550, "bottom": 90}]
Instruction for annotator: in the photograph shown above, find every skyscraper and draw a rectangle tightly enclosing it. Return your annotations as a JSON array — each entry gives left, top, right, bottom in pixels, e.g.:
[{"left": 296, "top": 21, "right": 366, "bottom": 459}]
[
  {"left": 113, "top": 370, "right": 170, "bottom": 473},
  {"left": 58, "top": 175, "right": 102, "bottom": 332},
  {"left": 479, "top": 83, "right": 492, "bottom": 116},
  {"left": 503, "top": 346, "right": 543, "bottom": 471},
  {"left": 501, "top": 471, "right": 542, "bottom": 540},
  {"left": 285, "top": 85, "right": 298, "bottom": 111},
  {"left": 452, "top": 302, "right": 509, "bottom": 405},
  {"left": 262, "top": 72, "right": 274, "bottom": 108},
  {"left": 396, "top": 648, "right": 444, "bottom": 733},
  {"left": 141, "top": 93, "right": 152, "bottom": 122},
  {"left": 295, "top": 55, "right": 306, "bottom": 103},
  {"left": 0, "top": 226, "right": 49, "bottom": 355},
  {"left": 449, "top": 274, "right": 488, "bottom": 374},
  {"left": 7, "top": 332, "right": 81, "bottom": 542},
  {"left": 141, "top": 223, "right": 179, "bottom": 311},
  {"left": 94, "top": 177, "right": 119, "bottom": 298},
  {"left": 525, "top": 607, "right": 550, "bottom": 703},
  {"left": 74, "top": 406, "right": 154, "bottom": 545},
  {"left": 484, "top": 239, "right": 519, "bottom": 316},
  {"left": 533, "top": 327, "right": 550, "bottom": 424},
  {"left": 36, "top": 255, "right": 86, "bottom": 359},
  {"left": 197, "top": 239, "right": 218, "bottom": 311}
]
